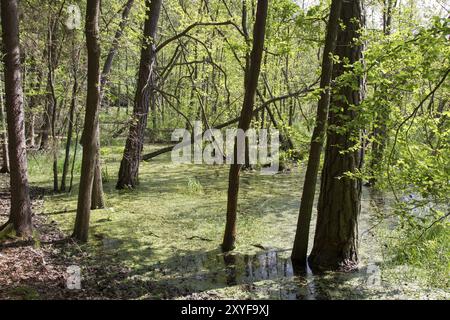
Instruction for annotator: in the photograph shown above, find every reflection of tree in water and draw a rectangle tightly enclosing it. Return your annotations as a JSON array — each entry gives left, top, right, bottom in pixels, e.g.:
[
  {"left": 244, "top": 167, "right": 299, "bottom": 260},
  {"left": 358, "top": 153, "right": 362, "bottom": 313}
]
[{"left": 146, "top": 249, "right": 326, "bottom": 299}]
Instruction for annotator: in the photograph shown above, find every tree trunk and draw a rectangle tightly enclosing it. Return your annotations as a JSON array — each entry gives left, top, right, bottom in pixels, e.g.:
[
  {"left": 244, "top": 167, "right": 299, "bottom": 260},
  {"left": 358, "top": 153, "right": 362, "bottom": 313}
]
[
  {"left": 60, "top": 51, "right": 78, "bottom": 192},
  {"left": 368, "top": 0, "right": 394, "bottom": 186},
  {"left": 39, "top": 77, "right": 52, "bottom": 150},
  {"left": 69, "top": 116, "right": 80, "bottom": 193},
  {"left": 0, "top": 0, "right": 33, "bottom": 237},
  {"left": 39, "top": 20, "right": 58, "bottom": 151},
  {"left": 308, "top": 0, "right": 365, "bottom": 271},
  {"left": 26, "top": 67, "right": 41, "bottom": 149},
  {"left": 91, "top": 127, "right": 104, "bottom": 209},
  {"left": 0, "top": 80, "right": 10, "bottom": 173},
  {"left": 291, "top": 0, "right": 343, "bottom": 267},
  {"left": 72, "top": 0, "right": 101, "bottom": 243},
  {"left": 222, "top": 0, "right": 268, "bottom": 252},
  {"left": 90, "top": 0, "right": 135, "bottom": 207},
  {"left": 116, "top": 0, "right": 162, "bottom": 190}
]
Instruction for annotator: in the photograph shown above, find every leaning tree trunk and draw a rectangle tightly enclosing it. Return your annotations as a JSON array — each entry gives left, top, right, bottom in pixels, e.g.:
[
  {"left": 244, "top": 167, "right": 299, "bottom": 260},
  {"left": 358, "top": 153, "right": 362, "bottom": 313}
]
[
  {"left": 222, "top": 0, "right": 268, "bottom": 252},
  {"left": 116, "top": 0, "right": 162, "bottom": 189},
  {"left": 0, "top": 0, "right": 33, "bottom": 237},
  {"left": 308, "top": 0, "right": 365, "bottom": 271},
  {"left": 291, "top": 0, "right": 343, "bottom": 267},
  {"left": 72, "top": 0, "right": 101, "bottom": 243}
]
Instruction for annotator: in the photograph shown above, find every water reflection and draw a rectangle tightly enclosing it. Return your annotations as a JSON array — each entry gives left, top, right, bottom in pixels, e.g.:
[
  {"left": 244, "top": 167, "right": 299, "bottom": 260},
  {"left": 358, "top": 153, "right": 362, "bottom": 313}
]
[
  {"left": 148, "top": 249, "right": 336, "bottom": 299},
  {"left": 143, "top": 186, "right": 387, "bottom": 299}
]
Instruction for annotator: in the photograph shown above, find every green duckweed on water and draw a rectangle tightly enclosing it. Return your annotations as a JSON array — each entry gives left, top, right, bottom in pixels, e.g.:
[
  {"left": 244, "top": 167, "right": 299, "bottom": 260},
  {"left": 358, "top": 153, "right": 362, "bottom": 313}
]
[{"left": 27, "top": 143, "right": 449, "bottom": 300}]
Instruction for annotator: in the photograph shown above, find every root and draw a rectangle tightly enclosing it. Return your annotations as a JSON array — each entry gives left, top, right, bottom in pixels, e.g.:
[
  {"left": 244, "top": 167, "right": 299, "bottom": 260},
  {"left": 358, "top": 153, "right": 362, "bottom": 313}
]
[{"left": 0, "top": 223, "right": 14, "bottom": 240}]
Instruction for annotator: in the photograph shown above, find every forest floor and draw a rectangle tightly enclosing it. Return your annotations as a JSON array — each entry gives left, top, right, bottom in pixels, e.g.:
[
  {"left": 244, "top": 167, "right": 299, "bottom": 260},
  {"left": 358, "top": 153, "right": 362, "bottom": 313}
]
[{"left": 0, "top": 143, "right": 448, "bottom": 300}]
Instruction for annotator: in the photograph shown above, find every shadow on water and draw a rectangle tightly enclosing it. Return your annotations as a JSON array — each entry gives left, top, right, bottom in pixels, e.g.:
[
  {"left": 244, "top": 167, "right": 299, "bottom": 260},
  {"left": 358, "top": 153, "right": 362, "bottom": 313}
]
[
  {"left": 120, "top": 245, "right": 383, "bottom": 299},
  {"left": 112, "top": 186, "right": 394, "bottom": 300}
]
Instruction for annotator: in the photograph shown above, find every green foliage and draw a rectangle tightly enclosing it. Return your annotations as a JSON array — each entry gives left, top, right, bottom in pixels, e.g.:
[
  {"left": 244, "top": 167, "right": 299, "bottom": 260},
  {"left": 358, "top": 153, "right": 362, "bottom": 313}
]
[{"left": 383, "top": 219, "right": 449, "bottom": 289}]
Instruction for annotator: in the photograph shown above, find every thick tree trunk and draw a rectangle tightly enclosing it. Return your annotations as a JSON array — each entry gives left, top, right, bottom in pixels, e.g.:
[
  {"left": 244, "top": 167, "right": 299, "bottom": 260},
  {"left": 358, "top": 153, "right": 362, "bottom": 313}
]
[
  {"left": 72, "top": 0, "right": 101, "bottom": 243},
  {"left": 0, "top": 0, "right": 33, "bottom": 237},
  {"left": 308, "top": 0, "right": 365, "bottom": 271},
  {"left": 116, "top": 0, "right": 162, "bottom": 189},
  {"left": 291, "top": 0, "right": 343, "bottom": 267},
  {"left": 222, "top": 0, "right": 268, "bottom": 252}
]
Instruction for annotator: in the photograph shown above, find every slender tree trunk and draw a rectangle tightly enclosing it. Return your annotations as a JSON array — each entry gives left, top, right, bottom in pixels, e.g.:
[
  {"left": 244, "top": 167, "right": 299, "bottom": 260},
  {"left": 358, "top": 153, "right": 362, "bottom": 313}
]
[
  {"left": 222, "top": 0, "right": 268, "bottom": 252},
  {"left": 26, "top": 65, "right": 41, "bottom": 149},
  {"left": 69, "top": 116, "right": 80, "bottom": 193},
  {"left": 61, "top": 45, "right": 78, "bottom": 192},
  {"left": 72, "top": 0, "right": 101, "bottom": 243},
  {"left": 90, "top": 128, "right": 104, "bottom": 209},
  {"left": 0, "top": 81, "right": 10, "bottom": 173},
  {"left": 39, "top": 78, "right": 52, "bottom": 150},
  {"left": 90, "top": 0, "right": 135, "bottom": 207},
  {"left": 368, "top": 0, "right": 394, "bottom": 186},
  {"left": 308, "top": 0, "right": 365, "bottom": 271},
  {"left": 241, "top": 0, "right": 254, "bottom": 171},
  {"left": 100, "top": 0, "right": 135, "bottom": 90},
  {"left": 291, "top": 0, "right": 343, "bottom": 267},
  {"left": 0, "top": 0, "right": 33, "bottom": 237},
  {"left": 39, "top": 18, "right": 58, "bottom": 151},
  {"left": 116, "top": 0, "right": 162, "bottom": 189}
]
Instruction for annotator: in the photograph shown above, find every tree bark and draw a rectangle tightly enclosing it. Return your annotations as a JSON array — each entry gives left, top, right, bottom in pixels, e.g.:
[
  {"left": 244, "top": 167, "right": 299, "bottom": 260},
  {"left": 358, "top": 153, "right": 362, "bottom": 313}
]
[
  {"left": 60, "top": 39, "right": 78, "bottom": 192},
  {"left": 90, "top": 0, "right": 135, "bottom": 207},
  {"left": 0, "top": 79, "right": 10, "bottom": 173},
  {"left": 116, "top": 0, "right": 162, "bottom": 189},
  {"left": 368, "top": 0, "right": 395, "bottom": 186},
  {"left": 0, "top": 0, "right": 33, "bottom": 237},
  {"left": 39, "top": 16, "right": 59, "bottom": 151},
  {"left": 26, "top": 63, "right": 41, "bottom": 149},
  {"left": 291, "top": 0, "right": 343, "bottom": 267},
  {"left": 308, "top": 0, "right": 365, "bottom": 271},
  {"left": 72, "top": 0, "right": 101, "bottom": 243},
  {"left": 222, "top": 0, "right": 268, "bottom": 252},
  {"left": 90, "top": 127, "right": 104, "bottom": 209}
]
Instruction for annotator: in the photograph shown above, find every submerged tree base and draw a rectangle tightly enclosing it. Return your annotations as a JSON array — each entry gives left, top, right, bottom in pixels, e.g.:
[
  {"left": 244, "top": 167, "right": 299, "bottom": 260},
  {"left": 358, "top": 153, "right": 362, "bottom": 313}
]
[{"left": 10, "top": 145, "right": 446, "bottom": 300}]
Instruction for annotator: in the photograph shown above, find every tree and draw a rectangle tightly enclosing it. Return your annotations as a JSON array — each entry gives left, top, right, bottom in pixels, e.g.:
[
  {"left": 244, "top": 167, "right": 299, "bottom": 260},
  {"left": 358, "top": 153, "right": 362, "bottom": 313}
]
[
  {"left": 0, "top": 0, "right": 33, "bottom": 237},
  {"left": 0, "top": 82, "right": 10, "bottom": 173},
  {"left": 116, "top": 0, "right": 162, "bottom": 189},
  {"left": 291, "top": 0, "right": 343, "bottom": 267},
  {"left": 308, "top": 0, "right": 365, "bottom": 271},
  {"left": 91, "top": 0, "right": 135, "bottom": 208},
  {"left": 368, "top": 0, "right": 396, "bottom": 186},
  {"left": 60, "top": 32, "right": 80, "bottom": 192},
  {"left": 72, "top": 0, "right": 102, "bottom": 242},
  {"left": 39, "top": 2, "right": 64, "bottom": 151},
  {"left": 222, "top": 0, "right": 268, "bottom": 252}
]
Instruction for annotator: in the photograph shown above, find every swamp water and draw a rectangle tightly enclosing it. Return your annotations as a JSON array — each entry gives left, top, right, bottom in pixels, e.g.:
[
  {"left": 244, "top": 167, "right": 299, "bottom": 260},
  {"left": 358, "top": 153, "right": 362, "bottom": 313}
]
[{"left": 39, "top": 146, "right": 448, "bottom": 299}]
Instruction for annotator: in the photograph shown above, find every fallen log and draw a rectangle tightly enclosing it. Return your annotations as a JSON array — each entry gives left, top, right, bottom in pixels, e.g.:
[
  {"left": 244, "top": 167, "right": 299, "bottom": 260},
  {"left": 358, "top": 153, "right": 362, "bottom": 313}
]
[{"left": 141, "top": 85, "right": 315, "bottom": 161}]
